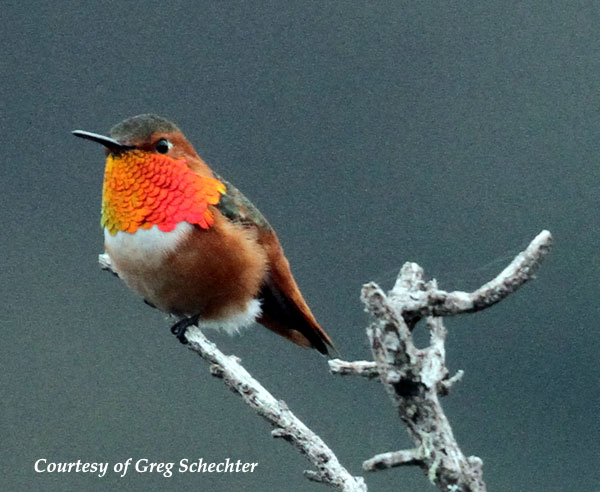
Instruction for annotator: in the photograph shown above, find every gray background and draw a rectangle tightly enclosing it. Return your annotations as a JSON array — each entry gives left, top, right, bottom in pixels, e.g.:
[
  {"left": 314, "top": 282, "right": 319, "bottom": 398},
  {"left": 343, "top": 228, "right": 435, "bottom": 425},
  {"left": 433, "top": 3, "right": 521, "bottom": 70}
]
[{"left": 2, "top": 1, "right": 598, "bottom": 491}]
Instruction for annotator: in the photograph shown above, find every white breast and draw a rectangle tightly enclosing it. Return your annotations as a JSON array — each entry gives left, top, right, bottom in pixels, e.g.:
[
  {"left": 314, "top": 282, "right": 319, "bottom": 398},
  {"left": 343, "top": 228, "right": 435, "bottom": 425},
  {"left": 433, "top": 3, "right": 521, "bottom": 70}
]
[
  {"left": 104, "top": 222, "right": 193, "bottom": 267},
  {"left": 103, "top": 221, "right": 262, "bottom": 334},
  {"left": 103, "top": 222, "right": 193, "bottom": 306}
]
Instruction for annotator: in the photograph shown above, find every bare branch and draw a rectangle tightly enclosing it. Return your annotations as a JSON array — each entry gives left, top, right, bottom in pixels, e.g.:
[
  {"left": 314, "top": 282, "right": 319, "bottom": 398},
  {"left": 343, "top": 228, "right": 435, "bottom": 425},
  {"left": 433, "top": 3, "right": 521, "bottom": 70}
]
[
  {"left": 184, "top": 327, "right": 367, "bottom": 492},
  {"left": 438, "top": 370, "right": 464, "bottom": 395},
  {"left": 98, "top": 253, "right": 113, "bottom": 272},
  {"left": 328, "top": 359, "right": 379, "bottom": 378},
  {"left": 390, "top": 230, "right": 553, "bottom": 319},
  {"left": 363, "top": 449, "right": 425, "bottom": 471},
  {"left": 332, "top": 230, "right": 552, "bottom": 491}
]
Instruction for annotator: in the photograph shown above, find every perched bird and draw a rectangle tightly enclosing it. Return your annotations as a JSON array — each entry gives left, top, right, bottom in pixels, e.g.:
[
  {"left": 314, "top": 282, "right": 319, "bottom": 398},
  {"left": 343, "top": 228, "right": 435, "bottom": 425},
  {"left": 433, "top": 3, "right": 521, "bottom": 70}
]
[{"left": 73, "top": 114, "right": 333, "bottom": 354}]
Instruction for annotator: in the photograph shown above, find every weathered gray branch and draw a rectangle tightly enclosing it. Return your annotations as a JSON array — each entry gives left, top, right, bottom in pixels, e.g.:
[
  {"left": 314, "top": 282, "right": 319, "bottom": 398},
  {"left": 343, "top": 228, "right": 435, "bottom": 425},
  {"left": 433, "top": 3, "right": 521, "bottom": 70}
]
[
  {"left": 328, "top": 359, "right": 379, "bottom": 379},
  {"left": 329, "top": 230, "right": 552, "bottom": 492},
  {"left": 389, "top": 230, "right": 553, "bottom": 320},
  {"left": 185, "top": 328, "right": 366, "bottom": 491},
  {"left": 363, "top": 448, "right": 425, "bottom": 471},
  {"left": 98, "top": 253, "right": 366, "bottom": 492}
]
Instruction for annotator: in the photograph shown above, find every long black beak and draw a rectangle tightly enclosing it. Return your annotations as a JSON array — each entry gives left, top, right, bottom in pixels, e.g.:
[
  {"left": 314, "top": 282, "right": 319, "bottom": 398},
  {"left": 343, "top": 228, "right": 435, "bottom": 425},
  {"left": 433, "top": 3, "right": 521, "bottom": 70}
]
[{"left": 72, "top": 130, "right": 135, "bottom": 152}]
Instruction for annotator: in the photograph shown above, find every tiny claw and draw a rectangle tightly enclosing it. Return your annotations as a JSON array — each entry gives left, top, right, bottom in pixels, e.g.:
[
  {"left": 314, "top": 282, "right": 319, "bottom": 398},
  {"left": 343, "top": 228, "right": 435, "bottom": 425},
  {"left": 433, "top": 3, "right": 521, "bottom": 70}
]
[{"left": 170, "top": 314, "right": 200, "bottom": 344}]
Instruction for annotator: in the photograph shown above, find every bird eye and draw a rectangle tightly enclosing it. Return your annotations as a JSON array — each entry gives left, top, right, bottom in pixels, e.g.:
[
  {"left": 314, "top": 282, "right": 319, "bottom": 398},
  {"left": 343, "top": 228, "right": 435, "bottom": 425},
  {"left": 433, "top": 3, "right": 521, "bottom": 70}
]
[{"left": 155, "top": 138, "right": 171, "bottom": 154}]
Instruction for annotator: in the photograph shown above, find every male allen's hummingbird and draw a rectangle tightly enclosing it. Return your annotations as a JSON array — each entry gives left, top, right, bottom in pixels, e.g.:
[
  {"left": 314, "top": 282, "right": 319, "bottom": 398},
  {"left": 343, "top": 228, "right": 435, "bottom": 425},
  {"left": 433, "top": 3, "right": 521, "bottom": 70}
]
[{"left": 73, "top": 114, "right": 333, "bottom": 354}]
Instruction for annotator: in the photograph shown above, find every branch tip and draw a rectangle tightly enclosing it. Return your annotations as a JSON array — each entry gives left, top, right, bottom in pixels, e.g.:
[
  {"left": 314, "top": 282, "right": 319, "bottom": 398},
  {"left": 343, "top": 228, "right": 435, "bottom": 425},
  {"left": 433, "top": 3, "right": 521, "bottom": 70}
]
[
  {"left": 439, "top": 370, "right": 464, "bottom": 395},
  {"left": 363, "top": 449, "right": 425, "bottom": 471},
  {"left": 328, "top": 359, "right": 380, "bottom": 378}
]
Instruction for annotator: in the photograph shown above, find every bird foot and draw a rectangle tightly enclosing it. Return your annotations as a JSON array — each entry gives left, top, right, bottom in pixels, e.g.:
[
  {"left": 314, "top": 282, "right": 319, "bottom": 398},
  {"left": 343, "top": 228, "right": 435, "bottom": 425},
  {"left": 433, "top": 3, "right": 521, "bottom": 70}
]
[{"left": 170, "top": 314, "right": 200, "bottom": 344}]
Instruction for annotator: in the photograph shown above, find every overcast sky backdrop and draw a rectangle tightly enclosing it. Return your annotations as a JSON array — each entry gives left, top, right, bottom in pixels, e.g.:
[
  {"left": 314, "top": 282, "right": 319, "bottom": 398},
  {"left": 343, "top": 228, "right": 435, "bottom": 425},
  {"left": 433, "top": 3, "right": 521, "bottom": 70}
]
[{"left": 2, "top": 2, "right": 598, "bottom": 491}]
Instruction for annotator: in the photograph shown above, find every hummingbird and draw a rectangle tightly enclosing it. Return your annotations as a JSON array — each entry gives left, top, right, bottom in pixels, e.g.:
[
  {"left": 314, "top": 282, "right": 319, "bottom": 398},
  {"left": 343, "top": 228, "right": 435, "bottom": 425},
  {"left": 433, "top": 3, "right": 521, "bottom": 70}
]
[{"left": 73, "top": 114, "right": 333, "bottom": 355}]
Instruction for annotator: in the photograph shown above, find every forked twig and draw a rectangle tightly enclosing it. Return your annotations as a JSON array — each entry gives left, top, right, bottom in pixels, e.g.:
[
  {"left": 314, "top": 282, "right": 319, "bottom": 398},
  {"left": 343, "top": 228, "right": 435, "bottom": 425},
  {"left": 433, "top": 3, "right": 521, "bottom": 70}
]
[{"left": 329, "top": 230, "right": 552, "bottom": 491}]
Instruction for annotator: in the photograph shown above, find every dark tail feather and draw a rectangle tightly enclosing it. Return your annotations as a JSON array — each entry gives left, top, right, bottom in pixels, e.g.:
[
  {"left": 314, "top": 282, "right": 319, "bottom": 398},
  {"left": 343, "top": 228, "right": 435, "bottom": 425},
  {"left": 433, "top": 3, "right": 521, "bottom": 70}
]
[{"left": 257, "top": 280, "right": 333, "bottom": 355}]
